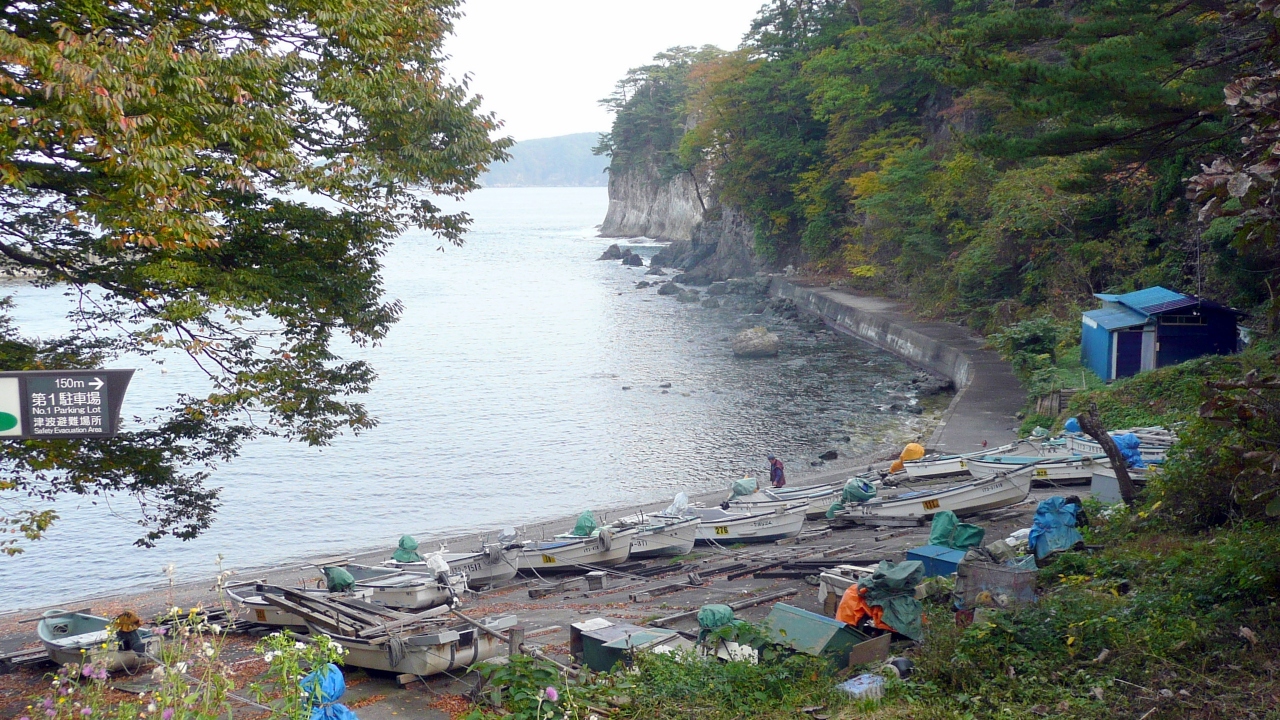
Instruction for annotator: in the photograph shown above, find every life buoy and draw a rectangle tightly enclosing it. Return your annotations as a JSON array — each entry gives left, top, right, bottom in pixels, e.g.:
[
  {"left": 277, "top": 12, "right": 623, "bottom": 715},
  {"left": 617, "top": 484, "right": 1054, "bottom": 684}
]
[{"left": 599, "top": 528, "right": 613, "bottom": 551}]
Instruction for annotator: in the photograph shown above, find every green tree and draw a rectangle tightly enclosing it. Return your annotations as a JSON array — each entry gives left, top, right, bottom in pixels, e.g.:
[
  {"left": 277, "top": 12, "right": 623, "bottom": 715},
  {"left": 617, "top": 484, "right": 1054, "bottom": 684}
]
[{"left": 0, "top": 0, "right": 509, "bottom": 551}]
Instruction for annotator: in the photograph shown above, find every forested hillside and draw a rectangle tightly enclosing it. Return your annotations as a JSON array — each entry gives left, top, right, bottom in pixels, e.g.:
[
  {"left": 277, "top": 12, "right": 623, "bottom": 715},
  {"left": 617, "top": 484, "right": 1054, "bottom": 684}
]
[
  {"left": 598, "top": 0, "right": 1280, "bottom": 334},
  {"left": 481, "top": 133, "right": 608, "bottom": 187}
]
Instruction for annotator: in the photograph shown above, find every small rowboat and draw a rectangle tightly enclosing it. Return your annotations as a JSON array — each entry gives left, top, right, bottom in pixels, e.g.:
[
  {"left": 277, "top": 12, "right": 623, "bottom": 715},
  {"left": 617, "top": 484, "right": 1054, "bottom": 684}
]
[
  {"left": 330, "top": 564, "right": 467, "bottom": 610},
  {"left": 609, "top": 514, "right": 701, "bottom": 559},
  {"left": 841, "top": 465, "right": 1036, "bottom": 524},
  {"left": 517, "top": 525, "right": 638, "bottom": 573},
  {"left": 1063, "top": 435, "right": 1169, "bottom": 462},
  {"left": 37, "top": 610, "right": 160, "bottom": 670},
  {"left": 731, "top": 484, "right": 844, "bottom": 519},
  {"left": 965, "top": 454, "right": 1107, "bottom": 485},
  {"left": 693, "top": 503, "right": 807, "bottom": 544},
  {"left": 226, "top": 583, "right": 373, "bottom": 628},
  {"left": 902, "top": 442, "right": 1024, "bottom": 479},
  {"left": 319, "top": 614, "right": 517, "bottom": 676},
  {"left": 386, "top": 542, "right": 521, "bottom": 589}
]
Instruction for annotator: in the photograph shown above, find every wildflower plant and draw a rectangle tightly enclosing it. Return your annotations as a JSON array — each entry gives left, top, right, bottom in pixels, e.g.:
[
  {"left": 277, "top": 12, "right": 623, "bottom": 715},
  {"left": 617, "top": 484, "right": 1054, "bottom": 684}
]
[{"left": 249, "top": 630, "right": 347, "bottom": 720}]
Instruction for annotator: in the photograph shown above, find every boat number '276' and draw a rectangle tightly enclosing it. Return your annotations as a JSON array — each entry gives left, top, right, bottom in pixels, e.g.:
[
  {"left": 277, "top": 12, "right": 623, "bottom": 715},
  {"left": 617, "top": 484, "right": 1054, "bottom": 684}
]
[
  {"left": 922, "top": 499, "right": 940, "bottom": 511},
  {"left": 541, "top": 554, "right": 556, "bottom": 564},
  {"left": 714, "top": 526, "right": 730, "bottom": 535}
]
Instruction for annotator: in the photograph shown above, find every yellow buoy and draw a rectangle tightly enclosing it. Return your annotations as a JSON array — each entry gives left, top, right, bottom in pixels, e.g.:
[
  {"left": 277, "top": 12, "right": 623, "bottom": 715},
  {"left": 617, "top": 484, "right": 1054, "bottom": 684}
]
[{"left": 900, "top": 443, "right": 926, "bottom": 462}]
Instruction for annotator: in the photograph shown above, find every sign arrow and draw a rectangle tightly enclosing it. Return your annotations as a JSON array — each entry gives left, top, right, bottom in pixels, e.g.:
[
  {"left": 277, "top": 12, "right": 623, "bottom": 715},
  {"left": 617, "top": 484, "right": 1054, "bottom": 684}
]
[{"left": 89, "top": 377, "right": 104, "bottom": 390}]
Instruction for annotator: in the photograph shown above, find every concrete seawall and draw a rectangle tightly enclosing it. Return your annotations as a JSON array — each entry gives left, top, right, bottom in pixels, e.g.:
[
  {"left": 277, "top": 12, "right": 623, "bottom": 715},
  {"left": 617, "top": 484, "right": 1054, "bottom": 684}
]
[{"left": 772, "top": 280, "right": 1025, "bottom": 453}]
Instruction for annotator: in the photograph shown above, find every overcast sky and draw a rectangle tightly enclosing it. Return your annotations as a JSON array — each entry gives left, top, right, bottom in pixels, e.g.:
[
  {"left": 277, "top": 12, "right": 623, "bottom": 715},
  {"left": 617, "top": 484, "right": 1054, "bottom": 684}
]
[{"left": 444, "top": 0, "right": 766, "bottom": 142}]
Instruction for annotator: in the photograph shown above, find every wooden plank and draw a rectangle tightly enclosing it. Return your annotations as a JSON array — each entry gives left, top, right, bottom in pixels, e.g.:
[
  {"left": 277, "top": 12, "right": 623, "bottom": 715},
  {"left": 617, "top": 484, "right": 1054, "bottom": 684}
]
[
  {"left": 648, "top": 588, "right": 798, "bottom": 627},
  {"left": 260, "top": 594, "right": 352, "bottom": 634},
  {"left": 354, "top": 608, "right": 451, "bottom": 639},
  {"left": 529, "top": 580, "right": 579, "bottom": 599}
]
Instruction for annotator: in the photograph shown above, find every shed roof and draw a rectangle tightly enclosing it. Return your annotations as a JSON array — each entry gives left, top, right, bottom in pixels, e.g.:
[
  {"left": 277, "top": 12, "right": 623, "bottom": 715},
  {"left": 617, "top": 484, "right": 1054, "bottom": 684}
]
[
  {"left": 1084, "top": 307, "right": 1148, "bottom": 331},
  {"left": 1092, "top": 286, "right": 1246, "bottom": 318}
]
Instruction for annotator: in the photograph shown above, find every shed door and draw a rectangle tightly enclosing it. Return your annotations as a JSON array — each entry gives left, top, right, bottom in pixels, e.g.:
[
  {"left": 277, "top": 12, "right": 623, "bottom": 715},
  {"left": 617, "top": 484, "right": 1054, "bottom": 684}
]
[{"left": 1115, "top": 331, "right": 1143, "bottom": 378}]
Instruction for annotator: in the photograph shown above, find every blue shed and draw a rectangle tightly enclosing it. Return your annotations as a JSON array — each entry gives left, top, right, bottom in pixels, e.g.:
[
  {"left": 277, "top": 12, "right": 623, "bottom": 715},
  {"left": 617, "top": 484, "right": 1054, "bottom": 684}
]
[{"left": 1081, "top": 287, "right": 1243, "bottom": 381}]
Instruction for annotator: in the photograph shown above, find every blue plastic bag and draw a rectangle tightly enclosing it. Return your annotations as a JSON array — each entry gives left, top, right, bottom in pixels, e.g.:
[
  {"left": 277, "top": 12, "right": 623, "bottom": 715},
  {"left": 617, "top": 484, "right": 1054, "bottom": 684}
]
[
  {"left": 1112, "top": 433, "right": 1147, "bottom": 469},
  {"left": 301, "top": 664, "right": 359, "bottom": 720},
  {"left": 1064, "top": 417, "right": 1081, "bottom": 433},
  {"left": 1028, "top": 497, "right": 1084, "bottom": 560}
]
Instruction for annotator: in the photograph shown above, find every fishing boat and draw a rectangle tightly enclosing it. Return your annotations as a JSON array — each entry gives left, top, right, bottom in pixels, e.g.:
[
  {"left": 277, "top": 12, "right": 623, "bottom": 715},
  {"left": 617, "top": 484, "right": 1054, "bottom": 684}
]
[
  {"left": 517, "top": 524, "right": 639, "bottom": 573},
  {"left": 901, "top": 442, "right": 1025, "bottom": 479},
  {"left": 965, "top": 454, "right": 1107, "bottom": 485},
  {"left": 730, "top": 483, "right": 844, "bottom": 519},
  {"left": 36, "top": 610, "right": 160, "bottom": 670},
  {"left": 608, "top": 514, "right": 701, "bottom": 559},
  {"left": 386, "top": 542, "right": 521, "bottom": 589},
  {"left": 328, "top": 564, "right": 467, "bottom": 610},
  {"left": 840, "top": 466, "right": 1035, "bottom": 524},
  {"left": 225, "top": 583, "right": 373, "bottom": 629},
  {"left": 1063, "top": 435, "right": 1169, "bottom": 462},
  {"left": 693, "top": 503, "right": 807, "bottom": 544},
  {"left": 259, "top": 584, "right": 517, "bottom": 677}
]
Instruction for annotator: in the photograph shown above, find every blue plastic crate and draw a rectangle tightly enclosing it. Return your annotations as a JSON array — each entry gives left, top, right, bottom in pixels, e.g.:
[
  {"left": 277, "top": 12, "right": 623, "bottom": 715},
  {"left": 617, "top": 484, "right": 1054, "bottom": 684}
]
[{"left": 905, "top": 544, "right": 966, "bottom": 577}]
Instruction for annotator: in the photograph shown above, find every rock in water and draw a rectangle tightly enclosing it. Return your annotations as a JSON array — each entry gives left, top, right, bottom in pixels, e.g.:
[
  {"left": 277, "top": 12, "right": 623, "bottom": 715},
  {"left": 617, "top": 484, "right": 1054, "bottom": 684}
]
[
  {"left": 819, "top": 450, "right": 839, "bottom": 461},
  {"left": 645, "top": 266, "right": 667, "bottom": 276},
  {"left": 677, "top": 290, "right": 701, "bottom": 303},
  {"left": 621, "top": 252, "right": 644, "bottom": 267},
  {"left": 707, "top": 283, "right": 729, "bottom": 297},
  {"left": 598, "top": 244, "right": 625, "bottom": 261},
  {"left": 701, "top": 298, "right": 721, "bottom": 309},
  {"left": 657, "top": 282, "right": 680, "bottom": 296},
  {"left": 732, "top": 327, "right": 780, "bottom": 358},
  {"left": 635, "top": 281, "right": 651, "bottom": 289}
]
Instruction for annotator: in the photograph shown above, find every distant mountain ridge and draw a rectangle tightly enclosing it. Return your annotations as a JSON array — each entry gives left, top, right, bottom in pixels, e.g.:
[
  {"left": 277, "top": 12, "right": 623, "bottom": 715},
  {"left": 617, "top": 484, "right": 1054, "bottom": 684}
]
[{"left": 480, "top": 132, "right": 610, "bottom": 188}]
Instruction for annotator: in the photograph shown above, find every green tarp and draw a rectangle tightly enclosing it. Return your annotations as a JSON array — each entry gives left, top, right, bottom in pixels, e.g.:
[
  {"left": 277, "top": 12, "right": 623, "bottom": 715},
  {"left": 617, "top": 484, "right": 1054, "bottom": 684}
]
[
  {"left": 323, "top": 566, "right": 355, "bottom": 593},
  {"left": 731, "top": 477, "right": 758, "bottom": 498},
  {"left": 929, "top": 511, "right": 986, "bottom": 551},
  {"left": 857, "top": 560, "right": 925, "bottom": 641},
  {"left": 826, "top": 478, "right": 878, "bottom": 518},
  {"left": 571, "top": 510, "right": 599, "bottom": 537},
  {"left": 391, "top": 534, "right": 423, "bottom": 563},
  {"left": 698, "top": 604, "right": 735, "bottom": 631}
]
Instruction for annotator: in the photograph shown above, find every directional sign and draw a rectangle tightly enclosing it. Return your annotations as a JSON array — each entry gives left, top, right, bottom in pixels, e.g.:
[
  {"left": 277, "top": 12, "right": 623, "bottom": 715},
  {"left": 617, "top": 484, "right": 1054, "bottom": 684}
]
[{"left": 0, "top": 370, "right": 134, "bottom": 439}]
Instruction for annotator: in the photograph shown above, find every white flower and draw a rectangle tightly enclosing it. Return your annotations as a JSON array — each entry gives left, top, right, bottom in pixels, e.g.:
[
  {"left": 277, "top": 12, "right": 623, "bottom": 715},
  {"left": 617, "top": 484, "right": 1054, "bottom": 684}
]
[
  {"left": 202, "top": 643, "right": 215, "bottom": 658},
  {"left": 146, "top": 704, "right": 156, "bottom": 713},
  {"left": 174, "top": 661, "right": 188, "bottom": 674},
  {"left": 209, "top": 624, "right": 222, "bottom": 634},
  {"left": 294, "top": 641, "right": 306, "bottom": 650},
  {"left": 150, "top": 667, "right": 165, "bottom": 682},
  {"left": 263, "top": 651, "right": 279, "bottom": 662}
]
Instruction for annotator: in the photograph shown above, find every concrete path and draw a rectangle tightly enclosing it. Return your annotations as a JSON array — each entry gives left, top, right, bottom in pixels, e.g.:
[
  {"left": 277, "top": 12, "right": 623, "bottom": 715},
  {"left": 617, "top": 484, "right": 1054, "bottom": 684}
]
[{"left": 773, "top": 282, "right": 1025, "bottom": 454}]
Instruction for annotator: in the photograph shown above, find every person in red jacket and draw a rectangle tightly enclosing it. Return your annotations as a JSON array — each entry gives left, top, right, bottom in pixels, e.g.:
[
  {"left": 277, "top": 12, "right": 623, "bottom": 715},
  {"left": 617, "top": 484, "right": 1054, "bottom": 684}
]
[{"left": 768, "top": 454, "right": 786, "bottom": 488}]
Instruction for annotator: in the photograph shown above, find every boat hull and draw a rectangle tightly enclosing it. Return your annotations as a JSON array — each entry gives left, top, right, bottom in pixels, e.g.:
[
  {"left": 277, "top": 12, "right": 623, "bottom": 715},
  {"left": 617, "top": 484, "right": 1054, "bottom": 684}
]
[
  {"left": 628, "top": 517, "right": 700, "bottom": 558},
  {"left": 966, "top": 456, "right": 1105, "bottom": 485},
  {"left": 1065, "top": 435, "right": 1168, "bottom": 461},
  {"left": 227, "top": 585, "right": 374, "bottom": 628},
  {"left": 731, "top": 487, "right": 842, "bottom": 520},
  {"left": 843, "top": 472, "right": 1032, "bottom": 523},
  {"left": 37, "top": 611, "right": 160, "bottom": 671},
  {"left": 902, "top": 442, "right": 1024, "bottom": 479},
  {"left": 694, "top": 506, "right": 806, "bottom": 544},
  {"left": 316, "top": 616, "right": 517, "bottom": 676},
  {"left": 386, "top": 544, "right": 521, "bottom": 589},
  {"left": 517, "top": 527, "right": 637, "bottom": 573}
]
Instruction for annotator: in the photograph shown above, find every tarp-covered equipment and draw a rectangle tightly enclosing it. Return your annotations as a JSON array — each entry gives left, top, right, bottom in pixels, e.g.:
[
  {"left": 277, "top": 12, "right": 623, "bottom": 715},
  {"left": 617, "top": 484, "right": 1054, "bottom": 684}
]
[
  {"left": 391, "top": 535, "right": 423, "bottom": 563},
  {"left": 1064, "top": 417, "right": 1082, "bottom": 433},
  {"left": 301, "top": 663, "right": 359, "bottom": 720},
  {"left": 323, "top": 566, "right": 355, "bottom": 593},
  {"left": 571, "top": 510, "right": 599, "bottom": 537},
  {"left": 826, "top": 478, "right": 878, "bottom": 518},
  {"left": 928, "top": 511, "right": 986, "bottom": 550},
  {"left": 837, "top": 560, "right": 926, "bottom": 641},
  {"left": 1028, "top": 496, "right": 1084, "bottom": 559},
  {"left": 663, "top": 492, "right": 690, "bottom": 517},
  {"left": 1112, "top": 433, "right": 1147, "bottom": 468},
  {"left": 731, "top": 477, "right": 758, "bottom": 498}
]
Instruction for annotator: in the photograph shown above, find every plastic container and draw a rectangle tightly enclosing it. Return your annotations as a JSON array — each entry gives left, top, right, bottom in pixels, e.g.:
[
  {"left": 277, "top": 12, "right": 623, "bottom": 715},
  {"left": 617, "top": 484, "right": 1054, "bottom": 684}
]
[
  {"left": 838, "top": 673, "right": 884, "bottom": 700},
  {"left": 955, "top": 561, "right": 1037, "bottom": 609}
]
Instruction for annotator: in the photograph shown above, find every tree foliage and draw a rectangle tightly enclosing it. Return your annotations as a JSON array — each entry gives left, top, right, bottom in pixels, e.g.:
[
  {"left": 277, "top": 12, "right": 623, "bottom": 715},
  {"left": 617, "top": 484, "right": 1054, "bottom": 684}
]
[
  {"left": 604, "top": 0, "right": 1280, "bottom": 331},
  {"left": 0, "top": 0, "right": 509, "bottom": 549}
]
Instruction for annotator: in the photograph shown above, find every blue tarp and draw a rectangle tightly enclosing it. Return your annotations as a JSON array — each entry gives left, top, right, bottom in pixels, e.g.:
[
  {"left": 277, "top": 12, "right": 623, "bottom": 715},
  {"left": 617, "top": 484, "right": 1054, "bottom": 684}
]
[
  {"left": 1113, "top": 432, "right": 1147, "bottom": 469},
  {"left": 1028, "top": 497, "right": 1083, "bottom": 560},
  {"left": 1064, "top": 417, "right": 1081, "bottom": 433},
  {"left": 301, "top": 663, "right": 359, "bottom": 720}
]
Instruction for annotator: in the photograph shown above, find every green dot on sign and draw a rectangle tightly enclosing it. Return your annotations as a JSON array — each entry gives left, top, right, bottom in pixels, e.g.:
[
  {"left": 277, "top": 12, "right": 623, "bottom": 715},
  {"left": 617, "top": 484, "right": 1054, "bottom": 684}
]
[{"left": 0, "top": 412, "right": 16, "bottom": 431}]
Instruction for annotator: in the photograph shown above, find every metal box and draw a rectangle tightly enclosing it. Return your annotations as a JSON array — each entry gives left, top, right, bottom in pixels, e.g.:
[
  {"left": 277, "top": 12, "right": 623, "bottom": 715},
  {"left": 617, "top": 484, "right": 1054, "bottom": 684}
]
[
  {"left": 760, "top": 603, "right": 869, "bottom": 669},
  {"left": 955, "top": 562, "right": 1037, "bottom": 610},
  {"left": 573, "top": 619, "right": 682, "bottom": 672},
  {"left": 905, "top": 544, "right": 967, "bottom": 577}
]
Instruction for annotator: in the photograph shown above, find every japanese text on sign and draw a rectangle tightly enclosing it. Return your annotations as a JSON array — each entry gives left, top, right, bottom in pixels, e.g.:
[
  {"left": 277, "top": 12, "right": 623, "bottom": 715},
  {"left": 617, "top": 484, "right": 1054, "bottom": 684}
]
[{"left": 27, "top": 376, "right": 110, "bottom": 437}]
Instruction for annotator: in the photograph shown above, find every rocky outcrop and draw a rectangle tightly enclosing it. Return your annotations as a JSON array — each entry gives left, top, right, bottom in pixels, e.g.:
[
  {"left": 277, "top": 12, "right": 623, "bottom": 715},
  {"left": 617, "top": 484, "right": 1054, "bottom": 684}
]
[
  {"left": 600, "top": 162, "right": 705, "bottom": 242},
  {"left": 649, "top": 206, "right": 761, "bottom": 283},
  {"left": 732, "top": 326, "right": 780, "bottom": 358}
]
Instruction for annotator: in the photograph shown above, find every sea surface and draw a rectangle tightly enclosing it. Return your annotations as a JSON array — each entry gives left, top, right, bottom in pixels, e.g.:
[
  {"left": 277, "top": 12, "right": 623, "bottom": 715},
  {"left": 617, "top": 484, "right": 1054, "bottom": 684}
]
[{"left": 0, "top": 187, "right": 926, "bottom": 611}]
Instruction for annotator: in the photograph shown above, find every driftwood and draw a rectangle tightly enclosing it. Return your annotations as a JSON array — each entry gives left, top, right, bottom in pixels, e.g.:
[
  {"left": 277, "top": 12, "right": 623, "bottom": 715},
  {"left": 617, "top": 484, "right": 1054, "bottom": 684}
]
[{"left": 1078, "top": 402, "right": 1137, "bottom": 506}]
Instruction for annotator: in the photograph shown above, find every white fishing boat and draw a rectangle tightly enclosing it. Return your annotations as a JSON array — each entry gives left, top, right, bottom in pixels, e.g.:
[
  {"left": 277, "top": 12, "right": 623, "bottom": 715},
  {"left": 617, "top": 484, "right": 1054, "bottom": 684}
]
[
  {"left": 318, "top": 613, "right": 518, "bottom": 676},
  {"left": 965, "top": 454, "right": 1107, "bottom": 485},
  {"left": 386, "top": 542, "right": 521, "bottom": 589},
  {"left": 36, "top": 610, "right": 160, "bottom": 670},
  {"left": 225, "top": 583, "right": 373, "bottom": 628},
  {"left": 1064, "top": 435, "right": 1169, "bottom": 462},
  {"left": 329, "top": 564, "right": 467, "bottom": 610},
  {"left": 841, "top": 467, "right": 1035, "bottom": 524},
  {"left": 609, "top": 514, "right": 701, "bottom": 558},
  {"left": 731, "top": 484, "right": 844, "bottom": 519},
  {"left": 517, "top": 525, "right": 638, "bottom": 573},
  {"left": 902, "top": 442, "right": 1025, "bottom": 479},
  {"left": 693, "top": 503, "right": 807, "bottom": 544}
]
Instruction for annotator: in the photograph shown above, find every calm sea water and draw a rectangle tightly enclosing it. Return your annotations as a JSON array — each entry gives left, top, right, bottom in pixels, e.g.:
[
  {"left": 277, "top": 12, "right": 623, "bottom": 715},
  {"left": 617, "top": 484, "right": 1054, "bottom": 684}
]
[{"left": 0, "top": 187, "right": 924, "bottom": 611}]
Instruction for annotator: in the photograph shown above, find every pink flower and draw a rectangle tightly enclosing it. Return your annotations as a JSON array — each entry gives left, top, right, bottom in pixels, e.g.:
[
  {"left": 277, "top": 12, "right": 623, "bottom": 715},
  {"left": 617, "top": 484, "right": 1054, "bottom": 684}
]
[
  {"left": 80, "top": 708, "right": 92, "bottom": 717},
  {"left": 42, "top": 698, "right": 53, "bottom": 710},
  {"left": 81, "top": 665, "right": 93, "bottom": 678},
  {"left": 161, "top": 709, "right": 174, "bottom": 720},
  {"left": 545, "top": 687, "right": 558, "bottom": 703},
  {"left": 153, "top": 626, "right": 167, "bottom": 637}
]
